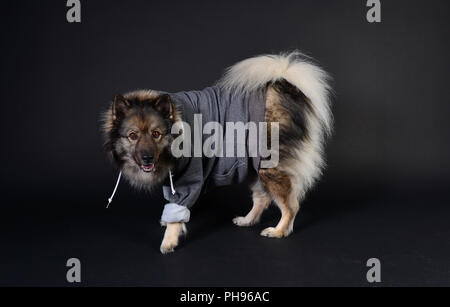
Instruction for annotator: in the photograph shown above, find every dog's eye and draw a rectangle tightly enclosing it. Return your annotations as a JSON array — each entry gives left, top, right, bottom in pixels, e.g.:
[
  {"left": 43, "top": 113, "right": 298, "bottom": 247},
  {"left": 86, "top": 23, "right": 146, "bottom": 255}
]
[
  {"left": 152, "top": 131, "right": 161, "bottom": 138},
  {"left": 128, "top": 132, "right": 138, "bottom": 141}
]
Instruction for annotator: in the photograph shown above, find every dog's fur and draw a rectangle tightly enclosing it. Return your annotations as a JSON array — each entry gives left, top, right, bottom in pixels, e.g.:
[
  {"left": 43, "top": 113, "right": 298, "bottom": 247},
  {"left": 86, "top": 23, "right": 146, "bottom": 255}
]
[{"left": 101, "top": 52, "right": 332, "bottom": 253}]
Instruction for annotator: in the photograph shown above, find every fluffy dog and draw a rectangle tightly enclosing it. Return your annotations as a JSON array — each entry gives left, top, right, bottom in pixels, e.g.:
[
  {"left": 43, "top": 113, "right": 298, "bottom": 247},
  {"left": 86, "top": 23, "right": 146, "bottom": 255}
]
[{"left": 102, "top": 52, "right": 332, "bottom": 253}]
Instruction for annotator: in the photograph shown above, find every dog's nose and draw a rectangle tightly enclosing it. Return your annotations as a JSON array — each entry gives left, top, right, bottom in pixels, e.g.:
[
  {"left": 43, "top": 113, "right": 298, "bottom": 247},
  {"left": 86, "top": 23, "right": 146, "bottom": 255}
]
[{"left": 141, "top": 155, "right": 154, "bottom": 165}]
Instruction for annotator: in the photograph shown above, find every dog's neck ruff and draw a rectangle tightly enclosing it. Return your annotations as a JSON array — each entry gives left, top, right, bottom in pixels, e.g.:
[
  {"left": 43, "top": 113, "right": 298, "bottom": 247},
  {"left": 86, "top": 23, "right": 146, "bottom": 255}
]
[{"left": 106, "top": 170, "right": 176, "bottom": 208}]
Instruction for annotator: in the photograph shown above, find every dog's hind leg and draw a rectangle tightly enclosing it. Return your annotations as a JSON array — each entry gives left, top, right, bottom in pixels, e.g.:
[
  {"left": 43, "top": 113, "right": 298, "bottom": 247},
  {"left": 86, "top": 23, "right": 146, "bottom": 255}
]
[
  {"left": 233, "top": 179, "right": 271, "bottom": 227},
  {"left": 258, "top": 168, "right": 300, "bottom": 238}
]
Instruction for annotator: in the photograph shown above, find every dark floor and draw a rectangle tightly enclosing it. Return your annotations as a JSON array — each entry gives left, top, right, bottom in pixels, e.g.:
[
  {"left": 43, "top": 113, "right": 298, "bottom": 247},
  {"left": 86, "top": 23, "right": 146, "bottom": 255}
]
[
  {"left": 1, "top": 183, "right": 449, "bottom": 287},
  {"left": 1, "top": 0, "right": 449, "bottom": 288}
]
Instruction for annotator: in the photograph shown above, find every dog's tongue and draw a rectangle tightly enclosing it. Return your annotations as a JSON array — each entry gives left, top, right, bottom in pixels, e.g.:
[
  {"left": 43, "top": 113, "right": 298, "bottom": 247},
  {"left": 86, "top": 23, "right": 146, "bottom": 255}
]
[{"left": 142, "top": 164, "right": 154, "bottom": 172}]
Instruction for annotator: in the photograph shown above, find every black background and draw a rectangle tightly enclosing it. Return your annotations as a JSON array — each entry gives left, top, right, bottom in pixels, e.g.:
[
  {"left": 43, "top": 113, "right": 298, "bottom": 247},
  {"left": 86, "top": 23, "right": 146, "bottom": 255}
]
[{"left": 0, "top": 0, "right": 449, "bottom": 286}]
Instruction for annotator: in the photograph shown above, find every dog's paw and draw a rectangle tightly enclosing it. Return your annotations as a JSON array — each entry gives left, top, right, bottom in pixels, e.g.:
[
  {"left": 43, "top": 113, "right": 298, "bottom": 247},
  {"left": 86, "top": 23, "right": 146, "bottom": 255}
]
[
  {"left": 232, "top": 216, "right": 254, "bottom": 227},
  {"left": 160, "top": 222, "right": 185, "bottom": 254},
  {"left": 160, "top": 241, "right": 177, "bottom": 254},
  {"left": 260, "top": 227, "right": 286, "bottom": 238}
]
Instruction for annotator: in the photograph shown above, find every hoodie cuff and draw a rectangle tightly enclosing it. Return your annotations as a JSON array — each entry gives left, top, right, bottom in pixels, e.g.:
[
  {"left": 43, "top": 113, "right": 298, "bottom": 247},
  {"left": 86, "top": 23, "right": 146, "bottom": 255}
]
[{"left": 160, "top": 203, "right": 190, "bottom": 223}]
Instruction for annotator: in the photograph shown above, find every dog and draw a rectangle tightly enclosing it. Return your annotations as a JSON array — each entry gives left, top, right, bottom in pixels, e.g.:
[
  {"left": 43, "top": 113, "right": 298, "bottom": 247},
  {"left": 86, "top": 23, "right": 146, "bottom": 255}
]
[{"left": 101, "top": 52, "right": 332, "bottom": 254}]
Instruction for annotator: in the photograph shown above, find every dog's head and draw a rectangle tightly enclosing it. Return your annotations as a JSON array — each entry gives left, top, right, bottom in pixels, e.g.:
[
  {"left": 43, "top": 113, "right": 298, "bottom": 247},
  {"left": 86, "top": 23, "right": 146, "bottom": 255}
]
[{"left": 102, "top": 90, "right": 178, "bottom": 189}]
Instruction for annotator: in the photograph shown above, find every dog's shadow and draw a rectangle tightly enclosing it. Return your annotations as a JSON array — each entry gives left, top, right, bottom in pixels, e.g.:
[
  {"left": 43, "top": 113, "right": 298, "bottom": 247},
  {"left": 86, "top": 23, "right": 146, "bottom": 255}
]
[
  {"left": 183, "top": 182, "right": 377, "bottom": 245},
  {"left": 181, "top": 185, "right": 311, "bottom": 244},
  {"left": 184, "top": 185, "right": 243, "bottom": 244}
]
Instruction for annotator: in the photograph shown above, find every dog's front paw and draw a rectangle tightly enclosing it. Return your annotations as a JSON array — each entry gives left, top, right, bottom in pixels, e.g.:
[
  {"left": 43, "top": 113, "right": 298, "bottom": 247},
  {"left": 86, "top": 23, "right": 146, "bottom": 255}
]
[
  {"left": 232, "top": 216, "right": 255, "bottom": 227},
  {"left": 160, "top": 222, "right": 185, "bottom": 254},
  {"left": 160, "top": 240, "right": 177, "bottom": 254},
  {"left": 260, "top": 227, "right": 287, "bottom": 238}
]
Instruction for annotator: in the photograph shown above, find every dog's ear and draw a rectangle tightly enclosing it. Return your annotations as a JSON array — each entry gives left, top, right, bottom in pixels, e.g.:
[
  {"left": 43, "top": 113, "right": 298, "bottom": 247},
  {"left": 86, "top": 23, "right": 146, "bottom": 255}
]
[
  {"left": 154, "top": 94, "right": 174, "bottom": 119},
  {"left": 112, "top": 94, "right": 130, "bottom": 120}
]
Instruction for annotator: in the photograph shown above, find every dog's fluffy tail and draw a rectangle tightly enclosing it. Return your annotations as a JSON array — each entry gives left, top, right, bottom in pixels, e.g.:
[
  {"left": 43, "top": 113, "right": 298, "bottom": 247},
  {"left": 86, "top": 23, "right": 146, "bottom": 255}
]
[
  {"left": 218, "top": 51, "right": 333, "bottom": 197},
  {"left": 217, "top": 51, "right": 333, "bottom": 136}
]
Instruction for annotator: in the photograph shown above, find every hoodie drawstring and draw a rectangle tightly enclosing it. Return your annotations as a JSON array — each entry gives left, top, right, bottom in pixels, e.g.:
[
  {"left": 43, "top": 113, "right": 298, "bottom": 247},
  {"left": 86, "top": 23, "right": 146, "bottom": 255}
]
[
  {"left": 106, "top": 170, "right": 176, "bottom": 208},
  {"left": 169, "top": 170, "right": 176, "bottom": 195},
  {"left": 106, "top": 171, "right": 122, "bottom": 208}
]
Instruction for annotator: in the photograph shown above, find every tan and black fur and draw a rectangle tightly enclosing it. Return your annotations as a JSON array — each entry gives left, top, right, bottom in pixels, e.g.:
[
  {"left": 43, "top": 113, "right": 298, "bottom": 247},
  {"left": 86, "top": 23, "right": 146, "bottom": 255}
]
[
  {"left": 102, "top": 90, "right": 180, "bottom": 190},
  {"left": 101, "top": 52, "right": 332, "bottom": 253}
]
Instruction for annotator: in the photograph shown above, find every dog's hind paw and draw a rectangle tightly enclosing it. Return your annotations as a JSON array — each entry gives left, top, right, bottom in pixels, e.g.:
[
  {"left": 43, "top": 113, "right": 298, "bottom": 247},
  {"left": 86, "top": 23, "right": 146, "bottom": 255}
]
[
  {"left": 232, "top": 216, "right": 254, "bottom": 227},
  {"left": 260, "top": 227, "right": 286, "bottom": 238}
]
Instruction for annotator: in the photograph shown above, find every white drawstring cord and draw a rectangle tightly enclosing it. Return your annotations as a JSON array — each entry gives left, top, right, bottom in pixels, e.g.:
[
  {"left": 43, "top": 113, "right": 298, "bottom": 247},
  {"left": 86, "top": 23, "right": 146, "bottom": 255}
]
[
  {"left": 106, "top": 170, "right": 175, "bottom": 208},
  {"left": 169, "top": 170, "right": 176, "bottom": 195},
  {"left": 106, "top": 171, "right": 122, "bottom": 208}
]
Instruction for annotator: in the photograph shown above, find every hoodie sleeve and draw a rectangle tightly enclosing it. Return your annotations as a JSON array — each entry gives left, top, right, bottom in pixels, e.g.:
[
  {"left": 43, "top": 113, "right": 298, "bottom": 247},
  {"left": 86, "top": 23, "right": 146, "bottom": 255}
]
[
  {"left": 159, "top": 88, "right": 217, "bottom": 224},
  {"left": 161, "top": 156, "right": 204, "bottom": 224}
]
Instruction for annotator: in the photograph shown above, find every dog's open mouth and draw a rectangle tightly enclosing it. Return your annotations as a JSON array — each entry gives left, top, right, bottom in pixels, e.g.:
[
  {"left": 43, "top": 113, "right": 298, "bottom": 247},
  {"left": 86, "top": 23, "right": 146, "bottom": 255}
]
[{"left": 141, "top": 164, "right": 155, "bottom": 173}]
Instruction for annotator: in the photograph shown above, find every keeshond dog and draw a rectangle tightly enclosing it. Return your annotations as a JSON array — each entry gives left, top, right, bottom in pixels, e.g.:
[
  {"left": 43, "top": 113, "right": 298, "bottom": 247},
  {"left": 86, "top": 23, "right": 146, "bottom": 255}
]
[{"left": 102, "top": 52, "right": 332, "bottom": 253}]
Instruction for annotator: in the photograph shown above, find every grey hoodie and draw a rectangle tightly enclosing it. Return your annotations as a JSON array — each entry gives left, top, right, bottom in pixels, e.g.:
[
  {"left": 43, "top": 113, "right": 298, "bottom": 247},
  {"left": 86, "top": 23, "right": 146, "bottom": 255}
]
[{"left": 160, "top": 86, "right": 266, "bottom": 223}]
